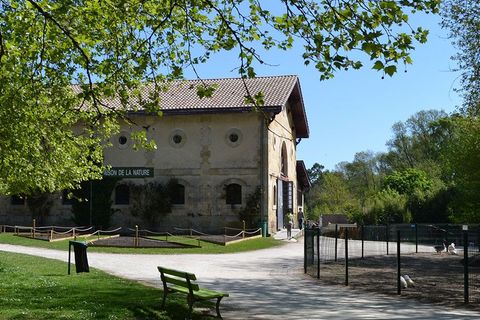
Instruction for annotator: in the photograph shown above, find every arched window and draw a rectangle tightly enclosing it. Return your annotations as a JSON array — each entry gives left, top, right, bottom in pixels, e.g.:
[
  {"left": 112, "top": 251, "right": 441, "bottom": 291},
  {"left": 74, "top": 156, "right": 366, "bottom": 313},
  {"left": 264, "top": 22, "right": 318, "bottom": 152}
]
[
  {"left": 115, "top": 184, "right": 130, "bottom": 205},
  {"left": 281, "top": 143, "right": 288, "bottom": 176},
  {"left": 171, "top": 184, "right": 185, "bottom": 205},
  {"left": 225, "top": 183, "right": 242, "bottom": 205}
]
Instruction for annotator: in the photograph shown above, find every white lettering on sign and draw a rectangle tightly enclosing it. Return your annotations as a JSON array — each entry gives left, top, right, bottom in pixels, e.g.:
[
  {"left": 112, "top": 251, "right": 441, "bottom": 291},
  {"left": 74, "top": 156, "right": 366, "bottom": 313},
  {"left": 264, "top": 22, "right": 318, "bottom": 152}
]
[{"left": 103, "top": 167, "right": 153, "bottom": 178}]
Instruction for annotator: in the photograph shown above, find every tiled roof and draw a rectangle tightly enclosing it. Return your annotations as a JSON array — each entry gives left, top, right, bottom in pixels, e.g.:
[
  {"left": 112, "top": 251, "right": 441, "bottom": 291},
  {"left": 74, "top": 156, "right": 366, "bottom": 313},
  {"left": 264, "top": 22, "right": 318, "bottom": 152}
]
[
  {"left": 74, "top": 75, "right": 309, "bottom": 137},
  {"left": 153, "top": 75, "right": 299, "bottom": 110}
]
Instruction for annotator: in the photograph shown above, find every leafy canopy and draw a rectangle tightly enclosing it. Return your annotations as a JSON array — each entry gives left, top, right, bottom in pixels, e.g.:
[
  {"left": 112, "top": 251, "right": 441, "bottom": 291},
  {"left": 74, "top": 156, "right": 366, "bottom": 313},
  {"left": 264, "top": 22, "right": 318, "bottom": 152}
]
[{"left": 0, "top": 0, "right": 440, "bottom": 194}]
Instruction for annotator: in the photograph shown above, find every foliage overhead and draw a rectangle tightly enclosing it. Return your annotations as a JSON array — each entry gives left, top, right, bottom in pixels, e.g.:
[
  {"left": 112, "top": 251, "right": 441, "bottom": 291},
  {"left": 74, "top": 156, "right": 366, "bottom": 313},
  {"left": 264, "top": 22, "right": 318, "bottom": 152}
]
[
  {"left": 441, "top": 0, "right": 480, "bottom": 115},
  {"left": 0, "top": 0, "right": 440, "bottom": 194}
]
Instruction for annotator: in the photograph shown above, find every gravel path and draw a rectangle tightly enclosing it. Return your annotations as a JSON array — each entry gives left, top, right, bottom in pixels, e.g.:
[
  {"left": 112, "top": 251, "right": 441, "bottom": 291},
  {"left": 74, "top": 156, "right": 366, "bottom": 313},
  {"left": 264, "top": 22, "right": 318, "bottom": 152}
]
[{"left": 1, "top": 238, "right": 480, "bottom": 319}]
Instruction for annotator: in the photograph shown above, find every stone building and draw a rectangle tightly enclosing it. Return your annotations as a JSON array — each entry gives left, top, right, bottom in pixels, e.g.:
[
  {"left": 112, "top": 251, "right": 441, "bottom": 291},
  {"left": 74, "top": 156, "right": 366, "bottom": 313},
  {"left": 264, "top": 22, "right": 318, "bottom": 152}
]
[{"left": 0, "top": 75, "right": 310, "bottom": 235}]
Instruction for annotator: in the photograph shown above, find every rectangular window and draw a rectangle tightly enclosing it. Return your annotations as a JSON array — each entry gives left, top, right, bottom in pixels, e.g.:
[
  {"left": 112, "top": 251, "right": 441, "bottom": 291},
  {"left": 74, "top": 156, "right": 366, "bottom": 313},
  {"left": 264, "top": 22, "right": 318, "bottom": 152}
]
[
  {"left": 171, "top": 184, "right": 185, "bottom": 205},
  {"left": 115, "top": 185, "right": 130, "bottom": 205},
  {"left": 226, "top": 183, "right": 242, "bottom": 205}
]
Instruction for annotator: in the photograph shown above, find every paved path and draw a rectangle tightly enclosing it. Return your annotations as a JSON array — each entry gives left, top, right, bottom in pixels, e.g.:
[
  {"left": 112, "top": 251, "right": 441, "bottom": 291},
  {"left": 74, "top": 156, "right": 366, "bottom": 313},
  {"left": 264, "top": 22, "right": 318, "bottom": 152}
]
[{"left": 1, "top": 237, "right": 479, "bottom": 319}]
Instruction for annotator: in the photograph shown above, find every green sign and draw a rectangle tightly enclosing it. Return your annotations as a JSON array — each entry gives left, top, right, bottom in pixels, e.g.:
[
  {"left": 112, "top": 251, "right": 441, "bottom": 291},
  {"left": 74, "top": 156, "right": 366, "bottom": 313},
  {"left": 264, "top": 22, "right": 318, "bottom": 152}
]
[{"left": 103, "top": 167, "right": 154, "bottom": 178}]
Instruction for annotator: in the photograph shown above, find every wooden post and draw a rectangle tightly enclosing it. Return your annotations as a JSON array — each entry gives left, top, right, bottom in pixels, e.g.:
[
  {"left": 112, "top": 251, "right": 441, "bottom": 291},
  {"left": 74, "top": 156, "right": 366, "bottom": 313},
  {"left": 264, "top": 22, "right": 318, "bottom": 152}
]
[
  {"left": 73, "top": 228, "right": 76, "bottom": 240},
  {"left": 50, "top": 229, "right": 53, "bottom": 241},
  {"left": 242, "top": 220, "right": 245, "bottom": 239},
  {"left": 32, "top": 219, "right": 36, "bottom": 239}
]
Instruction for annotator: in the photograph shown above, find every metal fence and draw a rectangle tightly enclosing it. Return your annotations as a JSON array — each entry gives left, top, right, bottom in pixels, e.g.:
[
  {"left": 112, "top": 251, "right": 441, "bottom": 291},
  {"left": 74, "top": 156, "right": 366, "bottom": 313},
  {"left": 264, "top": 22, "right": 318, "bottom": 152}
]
[{"left": 305, "top": 224, "right": 480, "bottom": 309}]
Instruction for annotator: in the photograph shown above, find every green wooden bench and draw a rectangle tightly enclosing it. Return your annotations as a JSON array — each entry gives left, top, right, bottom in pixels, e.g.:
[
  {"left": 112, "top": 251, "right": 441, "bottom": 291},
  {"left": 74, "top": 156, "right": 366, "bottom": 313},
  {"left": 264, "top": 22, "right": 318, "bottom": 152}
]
[{"left": 157, "top": 266, "right": 229, "bottom": 319}]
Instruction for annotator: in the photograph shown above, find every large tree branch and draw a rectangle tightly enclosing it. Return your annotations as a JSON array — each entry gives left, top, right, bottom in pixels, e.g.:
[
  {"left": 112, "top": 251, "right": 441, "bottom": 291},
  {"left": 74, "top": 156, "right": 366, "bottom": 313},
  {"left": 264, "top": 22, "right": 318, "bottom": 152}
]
[
  {"left": 26, "top": 0, "right": 102, "bottom": 115},
  {"left": 0, "top": 30, "right": 4, "bottom": 62}
]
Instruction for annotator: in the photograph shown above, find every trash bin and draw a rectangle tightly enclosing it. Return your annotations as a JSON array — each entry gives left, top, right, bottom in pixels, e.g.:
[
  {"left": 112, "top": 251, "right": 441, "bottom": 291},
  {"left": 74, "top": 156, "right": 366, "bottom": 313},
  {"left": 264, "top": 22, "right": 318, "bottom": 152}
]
[
  {"left": 68, "top": 241, "right": 90, "bottom": 274},
  {"left": 261, "top": 221, "right": 268, "bottom": 237}
]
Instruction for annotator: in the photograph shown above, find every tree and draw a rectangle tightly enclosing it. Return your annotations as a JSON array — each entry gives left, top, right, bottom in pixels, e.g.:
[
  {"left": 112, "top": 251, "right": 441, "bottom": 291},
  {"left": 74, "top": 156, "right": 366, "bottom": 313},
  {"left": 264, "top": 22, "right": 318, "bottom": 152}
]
[
  {"left": 358, "top": 188, "right": 410, "bottom": 225},
  {"left": 336, "top": 151, "right": 383, "bottom": 202},
  {"left": 0, "top": 0, "right": 440, "bottom": 194},
  {"left": 307, "top": 171, "right": 360, "bottom": 220},
  {"left": 384, "top": 109, "right": 448, "bottom": 172},
  {"left": 307, "top": 162, "right": 324, "bottom": 187},
  {"left": 441, "top": 116, "right": 480, "bottom": 222},
  {"left": 129, "top": 181, "right": 173, "bottom": 226},
  {"left": 441, "top": 0, "right": 480, "bottom": 115}
]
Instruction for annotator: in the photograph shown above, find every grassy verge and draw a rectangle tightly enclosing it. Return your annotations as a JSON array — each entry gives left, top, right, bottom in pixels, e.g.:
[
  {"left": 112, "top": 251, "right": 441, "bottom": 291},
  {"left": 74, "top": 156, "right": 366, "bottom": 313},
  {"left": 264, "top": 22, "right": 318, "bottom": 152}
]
[
  {"left": 0, "top": 233, "right": 283, "bottom": 254},
  {"left": 0, "top": 251, "right": 216, "bottom": 320}
]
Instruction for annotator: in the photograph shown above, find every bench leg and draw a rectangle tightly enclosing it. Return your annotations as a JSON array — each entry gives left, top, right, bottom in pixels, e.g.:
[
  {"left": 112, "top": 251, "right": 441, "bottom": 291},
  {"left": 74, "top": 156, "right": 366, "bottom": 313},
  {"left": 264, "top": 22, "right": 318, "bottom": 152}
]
[
  {"left": 161, "top": 290, "right": 167, "bottom": 308},
  {"left": 216, "top": 296, "right": 224, "bottom": 318},
  {"left": 187, "top": 295, "right": 194, "bottom": 320}
]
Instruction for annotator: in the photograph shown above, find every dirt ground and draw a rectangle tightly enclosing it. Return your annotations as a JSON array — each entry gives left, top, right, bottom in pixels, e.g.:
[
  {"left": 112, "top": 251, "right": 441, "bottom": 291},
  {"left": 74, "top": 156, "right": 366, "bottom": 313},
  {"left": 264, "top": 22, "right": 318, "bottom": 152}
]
[
  {"left": 311, "top": 252, "right": 480, "bottom": 311},
  {"left": 88, "top": 236, "right": 196, "bottom": 248},
  {"left": 88, "top": 233, "right": 260, "bottom": 248}
]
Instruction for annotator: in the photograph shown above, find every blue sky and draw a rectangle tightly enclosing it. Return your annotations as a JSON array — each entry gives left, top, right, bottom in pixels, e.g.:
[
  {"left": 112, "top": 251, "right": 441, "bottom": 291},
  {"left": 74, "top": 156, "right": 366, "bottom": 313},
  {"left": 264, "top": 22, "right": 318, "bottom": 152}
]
[{"left": 185, "top": 13, "right": 461, "bottom": 171}]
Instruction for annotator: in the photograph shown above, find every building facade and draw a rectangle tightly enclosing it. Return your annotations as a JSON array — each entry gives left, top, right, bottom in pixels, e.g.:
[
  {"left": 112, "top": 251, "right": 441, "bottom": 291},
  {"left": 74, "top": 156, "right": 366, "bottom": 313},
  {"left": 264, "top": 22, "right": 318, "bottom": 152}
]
[{"left": 0, "top": 75, "right": 310, "bottom": 235}]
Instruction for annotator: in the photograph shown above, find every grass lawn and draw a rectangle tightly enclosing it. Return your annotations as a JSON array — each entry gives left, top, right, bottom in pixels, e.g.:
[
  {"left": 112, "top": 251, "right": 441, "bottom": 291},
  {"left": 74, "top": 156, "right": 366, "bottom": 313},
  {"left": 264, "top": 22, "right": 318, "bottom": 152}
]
[
  {"left": 0, "top": 233, "right": 283, "bottom": 254},
  {"left": 0, "top": 251, "right": 216, "bottom": 319}
]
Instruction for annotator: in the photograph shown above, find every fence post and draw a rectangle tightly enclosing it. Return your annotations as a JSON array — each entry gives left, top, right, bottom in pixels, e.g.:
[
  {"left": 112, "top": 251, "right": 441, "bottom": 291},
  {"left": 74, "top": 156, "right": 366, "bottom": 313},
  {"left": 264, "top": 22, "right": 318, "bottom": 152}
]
[
  {"left": 397, "top": 230, "right": 401, "bottom": 295},
  {"left": 345, "top": 228, "right": 349, "bottom": 286},
  {"left": 32, "top": 219, "right": 36, "bottom": 239},
  {"left": 386, "top": 224, "right": 389, "bottom": 255},
  {"left": 477, "top": 230, "right": 480, "bottom": 253},
  {"left": 310, "top": 227, "right": 315, "bottom": 268},
  {"left": 304, "top": 227, "right": 307, "bottom": 274},
  {"left": 334, "top": 224, "right": 338, "bottom": 262},
  {"left": 135, "top": 225, "right": 139, "bottom": 248},
  {"left": 464, "top": 228, "right": 469, "bottom": 304},
  {"left": 361, "top": 225, "right": 365, "bottom": 259},
  {"left": 317, "top": 227, "right": 320, "bottom": 279},
  {"left": 415, "top": 223, "right": 418, "bottom": 254}
]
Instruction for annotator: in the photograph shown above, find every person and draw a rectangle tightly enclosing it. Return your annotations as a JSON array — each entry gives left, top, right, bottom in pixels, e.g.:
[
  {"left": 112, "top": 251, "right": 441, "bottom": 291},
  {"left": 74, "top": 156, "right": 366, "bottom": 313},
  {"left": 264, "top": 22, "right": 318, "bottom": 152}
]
[
  {"left": 286, "top": 211, "right": 294, "bottom": 240},
  {"left": 298, "top": 208, "right": 304, "bottom": 230}
]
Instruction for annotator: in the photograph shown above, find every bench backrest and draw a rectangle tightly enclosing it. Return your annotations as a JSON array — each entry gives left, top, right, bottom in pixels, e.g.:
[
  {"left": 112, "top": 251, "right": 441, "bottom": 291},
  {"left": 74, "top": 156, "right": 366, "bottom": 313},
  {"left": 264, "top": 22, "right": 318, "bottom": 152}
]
[{"left": 158, "top": 266, "right": 200, "bottom": 293}]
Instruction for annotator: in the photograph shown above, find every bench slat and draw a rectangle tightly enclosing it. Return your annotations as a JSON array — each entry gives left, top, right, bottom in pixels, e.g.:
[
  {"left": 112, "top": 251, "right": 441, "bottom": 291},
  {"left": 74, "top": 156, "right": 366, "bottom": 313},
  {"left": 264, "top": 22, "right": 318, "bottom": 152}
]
[
  {"left": 158, "top": 266, "right": 196, "bottom": 280},
  {"left": 169, "top": 286, "right": 228, "bottom": 299},
  {"left": 194, "top": 288, "right": 229, "bottom": 299},
  {"left": 163, "top": 275, "right": 200, "bottom": 291}
]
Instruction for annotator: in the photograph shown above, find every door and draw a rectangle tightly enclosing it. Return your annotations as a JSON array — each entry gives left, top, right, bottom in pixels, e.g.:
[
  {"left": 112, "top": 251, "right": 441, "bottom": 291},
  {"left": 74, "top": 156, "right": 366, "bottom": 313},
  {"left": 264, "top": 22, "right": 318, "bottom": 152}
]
[{"left": 276, "top": 179, "right": 283, "bottom": 230}]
